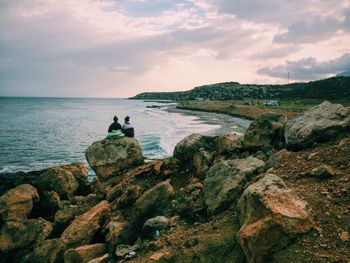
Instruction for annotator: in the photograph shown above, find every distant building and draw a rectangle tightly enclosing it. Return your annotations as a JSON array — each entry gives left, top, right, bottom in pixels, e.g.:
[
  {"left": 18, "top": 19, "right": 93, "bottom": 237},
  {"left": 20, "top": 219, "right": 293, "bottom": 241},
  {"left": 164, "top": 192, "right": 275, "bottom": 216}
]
[{"left": 265, "top": 100, "right": 279, "bottom": 106}]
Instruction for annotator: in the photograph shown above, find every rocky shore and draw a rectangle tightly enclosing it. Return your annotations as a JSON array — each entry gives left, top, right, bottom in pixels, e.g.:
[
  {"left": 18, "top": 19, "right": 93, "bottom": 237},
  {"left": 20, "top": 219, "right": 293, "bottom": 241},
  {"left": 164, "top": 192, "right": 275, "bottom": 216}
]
[{"left": 1, "top": 101, "right": 349, "bottom": 263}]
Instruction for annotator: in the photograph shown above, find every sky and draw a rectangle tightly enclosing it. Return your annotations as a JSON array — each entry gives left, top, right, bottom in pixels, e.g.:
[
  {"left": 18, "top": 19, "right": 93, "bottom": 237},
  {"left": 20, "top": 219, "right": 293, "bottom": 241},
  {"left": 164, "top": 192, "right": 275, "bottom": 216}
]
[{"left": 0, "top": 0, "right": 349, "bottom": 98}]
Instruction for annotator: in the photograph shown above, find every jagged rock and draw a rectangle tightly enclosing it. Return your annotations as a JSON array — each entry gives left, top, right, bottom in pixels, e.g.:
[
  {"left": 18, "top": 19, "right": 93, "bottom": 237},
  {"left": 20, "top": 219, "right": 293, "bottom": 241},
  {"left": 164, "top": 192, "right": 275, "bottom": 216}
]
[
  {"left": 203, "top": 157, "right": 265, "bottom": 214},
  {"left": 173, "top": 133, "right": 215, "bottom": 163},
  {"left": 193, "top": 148, "right": 214, "bottom": 179},
  {"left": 311, "top": 164, "right": 336, "bottom": 179},
  {"left": 0, "top": 218, "right": 53, "bottom": 252},
  {"left": 40, "top": 191, "right": 61, "bottom": 212},
  {"left": 285, "top": 101, "right": 350, "bottom": 149},
  {"left": 59, "top": 162, "right": 90, "bottom": 195},
  {"left": 215, "top": 133, "right": 243, "bottom": 154},
  {"left": 244, "top": 113, "right": 286, "bottom": 150},
  {"left": 115, "top": 244, "right": 139, "bottom": 258},
  {"left": 104, "top": 215, "right": 128, "bottom": 253},
  {"left": 0, "top": 184, "right": 39, "bottom": 222},
  {"left": 267, "top": 149, "right": 291, "bottom": 167},
  {"left": 33, "top": 166, "right": 79, "bottom": 199},
  {"left": 237, "top": 174, "right": 313, "bottom": 263},
  {"left": 87, "top": 253, "right": 110, "bottom": 263},
  {"left": 143, "top": 216, "right": 170, "bottom": 235},
  {"left": 64, "top": 243, "right": 107, "bottom": 263},
  {"left": 61, "top": 200, "right": 110, "bottom": 249},
  {"left": 121, "top": 181, "right": 175, "bottom": 243},
  {"left": 85, "top": 137, "right": 144, "bottom": 181},
  {"left": 20, "top": 238, "right": 66, "bottom": 263}
]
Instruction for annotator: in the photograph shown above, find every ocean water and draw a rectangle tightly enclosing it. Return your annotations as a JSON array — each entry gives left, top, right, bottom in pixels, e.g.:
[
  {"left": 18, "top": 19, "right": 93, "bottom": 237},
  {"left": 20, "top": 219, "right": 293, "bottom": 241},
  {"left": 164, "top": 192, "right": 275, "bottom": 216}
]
[{"left": 0, "top": 97, "right": 249, "bottom": 176}]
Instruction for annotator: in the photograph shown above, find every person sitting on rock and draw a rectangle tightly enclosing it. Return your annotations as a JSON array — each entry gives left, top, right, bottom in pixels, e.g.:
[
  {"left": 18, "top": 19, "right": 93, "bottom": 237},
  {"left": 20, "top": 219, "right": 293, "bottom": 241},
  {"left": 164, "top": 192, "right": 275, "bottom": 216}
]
[
  {"left": 122, "top": 116, "right": 134, "bottom": 138},
  {"left": 106, "top": 116, "right": 124, "bottom": 139}
]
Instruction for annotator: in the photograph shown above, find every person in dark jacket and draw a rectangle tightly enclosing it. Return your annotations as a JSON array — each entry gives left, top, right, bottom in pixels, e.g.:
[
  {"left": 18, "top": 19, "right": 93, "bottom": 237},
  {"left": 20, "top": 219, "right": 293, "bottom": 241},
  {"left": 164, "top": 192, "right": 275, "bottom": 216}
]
[
  {"left": 108, "top": 116, "right": 122, "bottom": 132},
  {"left": 122, "top": 116, "right": 134, "bottom": 138}
]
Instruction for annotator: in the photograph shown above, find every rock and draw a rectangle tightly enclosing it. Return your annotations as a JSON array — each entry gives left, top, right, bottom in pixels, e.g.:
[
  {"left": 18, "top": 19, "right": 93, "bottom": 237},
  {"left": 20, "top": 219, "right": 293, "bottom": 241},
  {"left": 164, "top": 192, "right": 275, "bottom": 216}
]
[
  {"left": 40, "top": 190, "right": 61, "bottom": 212},
  {"left": 87, "top": 253, "right": 110, "bottom": 263},
  {"left": 173, "top": 133, "right": 215, "bottom": 163},
  {"left": 115, "top": 244, "right": 139, "bottom": 258},
  {"left": 59, "top": 162, "right": 90, "bottom": 195},
  {"left": 149, "top": 251, "right": 171, "bottom": 261},
  {"left": 237, "top": 174, "right": 313, "bottom": 263},
  {"left": 85, "top": 137, "right": 144, "bottom": 181},
  {"left": 193, "top": 148, "right": 214, "bottom": 179},
  {"left": 203, "top": 157, "right": 265, "bottom": 214},
  {"left": 267, "top": 149, "right": 291, "bottom": 167},
  {"left": 104, "top": 215, "right": 128, "bottom": 253},
  {"left": 0, "top": 218, "right": 53, "bottom": 252},
  {"left": 61, "top": 200, "right": 110, "bottom": 249},
  {"left": 244, "top": 113, "right": 287, "bottom": 149},
  {"left": 33, "top": 166, "right": 79, "bottom": 199},
  {"left": 122, "top": 181, "right": 175, "bottom": 243},
  {"left": 340, "top": 231, "right": 349, "bottom": 242},
  {"left": 285, "top": 101, "right": 350, "bottom": 149},
  {"left": 215, "top": 133, "right": 243, "bottom": 154},
  {"left": 143, "top": 216, "right": 170, "bottom": 235},
  {"left": 0, "top": 184, "right": 39, "bottom": 221},
  {"left": 20, "top": 238, "right": 66, "bottom": 263},
  {"left": 64, "top": 243, "right": 107, "bottom": 263},
  {"left": 311, "top": 165, "right": 336, "bottom": 179}
]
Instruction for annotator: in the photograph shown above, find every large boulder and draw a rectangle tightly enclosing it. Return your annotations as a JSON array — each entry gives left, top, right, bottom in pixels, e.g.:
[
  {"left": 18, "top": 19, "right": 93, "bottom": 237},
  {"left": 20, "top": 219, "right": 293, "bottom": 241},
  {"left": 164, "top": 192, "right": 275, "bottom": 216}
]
[
  {"left": 20, "top": 238, "right": 66, "bottom": 263},
  {"left": 61, "top": 200, "right": 110, "bottom": 249},
  {"left": 236, "top": 174, "right": 313, "bottom": 263},
  {"left": 193, "top": 148, "right": 214, "bottom": 180},
  {"left": 0, "top": 218, "right": 53, "bottom": 253},
  {"left": 85, "top": 137, "right": 144, "bottom": 181},
  {"left": 203, "top": 157, "right": 265, "bottom": 214},
  {"left": 0, "top": 184, "right": 39, "bottom": 222},
  {"left": 285, "top": 101, "right": 350, "bottom": 149},
  {"left": 64, "top": 243, "right": 107, "bottom": 263},
  {"left": 33, "top": 167, "right": 79, "bottom": 199},
  {"left": 215, "top": 133, "right": 244, "bottom": 154},
  {"left": 244, "top": 113, "right": 286, "bottom": 150},
  {"left": 59, "top": 162, "right": 90, "bottom": 195},
  {"left": 173, "top": 133, "right": 215, "bottom": 163}
]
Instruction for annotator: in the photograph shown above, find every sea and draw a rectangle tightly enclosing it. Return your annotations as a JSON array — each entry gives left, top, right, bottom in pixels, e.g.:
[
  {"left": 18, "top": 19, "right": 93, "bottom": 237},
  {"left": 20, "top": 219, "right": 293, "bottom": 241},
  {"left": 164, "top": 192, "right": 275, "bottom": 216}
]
[{"left": 0, "top": 97, "right": 250, "bottom": 177}]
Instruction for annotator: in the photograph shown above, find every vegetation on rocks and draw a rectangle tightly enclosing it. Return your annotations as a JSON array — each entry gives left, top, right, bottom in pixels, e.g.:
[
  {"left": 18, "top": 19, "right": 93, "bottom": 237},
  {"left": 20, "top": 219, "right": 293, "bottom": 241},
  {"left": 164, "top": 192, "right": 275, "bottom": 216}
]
[{"left": 0, "top": 101, "right": 349, "bottom": 262}]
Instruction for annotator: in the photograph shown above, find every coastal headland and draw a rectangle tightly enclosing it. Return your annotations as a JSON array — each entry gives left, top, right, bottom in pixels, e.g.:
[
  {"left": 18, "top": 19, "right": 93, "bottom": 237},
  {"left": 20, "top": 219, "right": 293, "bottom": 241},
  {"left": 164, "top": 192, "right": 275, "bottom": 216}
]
[{"left": 1, "top": 100, "right": 349, "bottom": 262}]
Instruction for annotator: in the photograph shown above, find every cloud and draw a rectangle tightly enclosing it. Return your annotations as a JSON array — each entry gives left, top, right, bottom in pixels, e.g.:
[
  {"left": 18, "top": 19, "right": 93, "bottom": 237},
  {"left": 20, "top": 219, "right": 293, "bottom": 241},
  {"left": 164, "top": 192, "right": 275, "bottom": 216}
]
[{"left": 257, "top": 53, "right": 350, "bottom": 80}]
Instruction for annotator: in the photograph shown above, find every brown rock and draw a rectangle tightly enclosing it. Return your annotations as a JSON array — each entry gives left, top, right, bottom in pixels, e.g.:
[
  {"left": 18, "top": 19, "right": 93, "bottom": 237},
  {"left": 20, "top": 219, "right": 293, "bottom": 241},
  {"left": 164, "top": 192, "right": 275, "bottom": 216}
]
[
  {"left": 215, "top": 133, "right": 243, "bottom": 154},
  {"left": 193, "top": 148, "right": 214, "bottom": 179},
  {"left": 311, "top": 164, "right": 336, "bottom": 179},
  {"left": 0, "top": 218, "right": 53, "bottom": 252},
  {"left": 85, "top": 137, "right": 144, "bottom": 181},
  {"left": 87, "top": 253, "right": 110, "bottom": 263},
  {"left": 64, "top": 243, "right": 107, "bottom": 263},
  {"left": 149, "top": 251, "right": 171, "bottom": 261},
  {"left": 0, "top": 184, "right": 39, "bottom": 221},
  {"left": 34, "top": 167, "right": 79, "bottom": 199},
  {"left": 340, "top": 231, "right": 349, "bottom": 242},
  {"left": 61, "top": 200, "right": 110, "bottom": 249},
  {"left": 237, "top": 174, "right": 313, "bottom": 263},
  {"left": 59, "top": 162, "right": 90, "bottom": 195}
]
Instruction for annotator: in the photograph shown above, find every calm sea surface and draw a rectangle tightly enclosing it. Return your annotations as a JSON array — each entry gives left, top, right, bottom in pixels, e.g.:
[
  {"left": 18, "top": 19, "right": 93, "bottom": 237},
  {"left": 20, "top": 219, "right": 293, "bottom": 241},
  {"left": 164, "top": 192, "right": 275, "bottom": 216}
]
[{"left": 0, "top": 97, "right": 249, "bottom": 176}]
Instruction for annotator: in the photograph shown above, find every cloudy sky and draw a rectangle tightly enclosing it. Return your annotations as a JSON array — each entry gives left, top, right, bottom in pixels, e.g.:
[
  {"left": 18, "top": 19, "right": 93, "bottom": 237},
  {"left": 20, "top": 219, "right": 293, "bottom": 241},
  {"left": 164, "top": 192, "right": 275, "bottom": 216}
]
[{"left": 1, "top": 0, "right": 349, "bottom": 98}]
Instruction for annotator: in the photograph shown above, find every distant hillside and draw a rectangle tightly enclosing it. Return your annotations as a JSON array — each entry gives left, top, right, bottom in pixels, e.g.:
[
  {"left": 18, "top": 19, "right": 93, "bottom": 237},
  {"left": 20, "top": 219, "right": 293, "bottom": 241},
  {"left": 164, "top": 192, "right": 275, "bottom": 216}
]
[{"left": 131, "top": 76, "right": 350, "bottom": 101}]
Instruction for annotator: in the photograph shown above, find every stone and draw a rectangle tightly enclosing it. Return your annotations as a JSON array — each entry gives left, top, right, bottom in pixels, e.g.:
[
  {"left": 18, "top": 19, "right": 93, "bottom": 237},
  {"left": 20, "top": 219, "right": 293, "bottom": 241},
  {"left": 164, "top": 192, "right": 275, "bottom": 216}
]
[
  {"left": 149, "top": 251, "right": 171, "bottom": 261},
  {"left": 244, "top": 113, "right": 287, "bottom": 149},
  {"left": 267, "top": 149, "right": 291, "bottom": 167},
  {"left": 311, "top": 165, "right": 336, "bottom": 179},
  {"left": 40, "top": 191, "right": 61, "bottom": 212},
  {"left": 61, "top": 200, "right": 110, "bottom": 249},
  {"left": 115, "top": 244, "right": 139, "bottom": 258},
  {"left": 215, "top": 133, "right": 243, "bottom": 154},
  {"left": 122, "top": 181, "right": 175, "bottom": 243},
  {"left": 143, "top": 216, "right": 170, "bottom": 234},
  {"left": 85, "top": 137, "right": 144, "bottom": 181},
  {"left": 59, "top": 162, "right": 90, "bottom": 195},
  {"left": 203, "top": 157, "right": 265, "bottom": 214},
  {"left": 0, "top": 218, "right": 53, "bottom": 253},
  {"left": 193, "top": 148, "right": 214, "bottom": 179},
  {"left": 0, "top": 184, "right": 39, "bottom": 221},
  {"left": 20, "top": 238, "right": 66, "bottom": 263},
  {"left": 87, "top": 254, "right": 110, "bottom": 263},
  {"left": 340, "top": 231, "right": 349, "bottom": 242},
  {"left": 104, "top": 215, "right": 128, "bottom": 252},
  {"left": 64, "top": 243, "right": 107, "bottom": 263},
  {"left": 173, "top": 133, "right": 215, "bottom": 163},
  {"left": 285, "top": 101, "right": 350, "bottom": 149},
  {"left": 33, "top": 166, "right": 79, "bottom": 199},
  {"left": 237, "top": 174, "right": 313, "bottom": 263}
]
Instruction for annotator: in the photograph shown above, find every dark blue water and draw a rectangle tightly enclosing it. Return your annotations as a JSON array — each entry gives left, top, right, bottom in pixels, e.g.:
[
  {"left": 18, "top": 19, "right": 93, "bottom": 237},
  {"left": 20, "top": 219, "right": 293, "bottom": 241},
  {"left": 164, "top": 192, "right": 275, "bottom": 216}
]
[{"left": 0, "top": 97, "right": 225, "bottom": 174}]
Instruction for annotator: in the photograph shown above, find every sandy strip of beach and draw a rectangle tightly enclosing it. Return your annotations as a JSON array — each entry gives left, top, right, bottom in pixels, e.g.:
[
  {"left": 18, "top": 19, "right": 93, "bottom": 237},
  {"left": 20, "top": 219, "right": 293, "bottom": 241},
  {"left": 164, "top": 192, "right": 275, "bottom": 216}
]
[{"left": 163, "top": 104, "right": 251, "bottom": 136}]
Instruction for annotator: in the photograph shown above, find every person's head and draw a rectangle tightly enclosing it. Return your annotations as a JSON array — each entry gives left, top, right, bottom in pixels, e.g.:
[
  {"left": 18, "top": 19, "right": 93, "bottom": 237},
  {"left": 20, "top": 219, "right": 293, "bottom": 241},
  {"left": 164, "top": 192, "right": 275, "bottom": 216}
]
[
  {"left": 125, "top": 116, "right": 130, "bottom": 123},
  {"left": 113, "top": 116, "right": 118, "bottom": 122}
]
